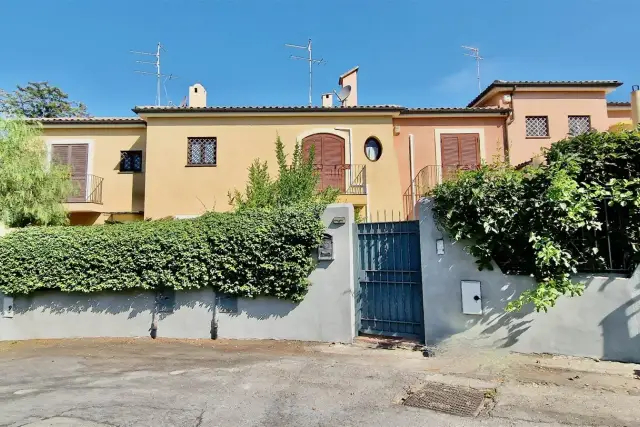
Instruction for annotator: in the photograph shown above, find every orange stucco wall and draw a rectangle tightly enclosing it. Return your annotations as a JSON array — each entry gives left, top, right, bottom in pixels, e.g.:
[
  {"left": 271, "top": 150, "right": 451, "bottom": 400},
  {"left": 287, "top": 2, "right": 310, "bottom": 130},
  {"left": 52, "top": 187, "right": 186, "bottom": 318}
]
[
  {"left": 506, "top": 91, "right": 609, "bottom": 165},
  {"left": 143, "top": 115, "right": 402, "bottom": 219},
  {"left": 393, "top": 116, "right": 506, "bottom": 197},
  {"left": 43, "top": 127, "right": 147, "bottom": 218}
]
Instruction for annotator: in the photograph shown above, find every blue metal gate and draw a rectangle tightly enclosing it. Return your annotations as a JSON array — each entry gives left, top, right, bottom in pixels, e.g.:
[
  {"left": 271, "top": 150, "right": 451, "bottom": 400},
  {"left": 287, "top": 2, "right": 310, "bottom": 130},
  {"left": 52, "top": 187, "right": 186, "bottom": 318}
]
[{"left": 356, "top": 221, "right": 424, "bottom": 340}]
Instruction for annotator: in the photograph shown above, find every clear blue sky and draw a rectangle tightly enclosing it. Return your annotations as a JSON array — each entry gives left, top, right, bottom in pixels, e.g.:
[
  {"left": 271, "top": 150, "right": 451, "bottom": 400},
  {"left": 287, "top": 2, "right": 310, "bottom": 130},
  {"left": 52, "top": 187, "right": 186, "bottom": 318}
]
[{"left": 1, "top": 0, "right": 637, "bottom": 116}]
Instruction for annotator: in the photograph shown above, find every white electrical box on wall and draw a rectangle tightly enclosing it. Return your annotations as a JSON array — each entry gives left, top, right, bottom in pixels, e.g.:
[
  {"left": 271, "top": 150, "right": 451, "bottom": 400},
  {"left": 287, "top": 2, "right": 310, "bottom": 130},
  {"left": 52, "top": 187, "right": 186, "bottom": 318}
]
[
  {"left": 2, "top": 296, "right": 14, "bottom": 318},
  {"left": 461, "top": 280, "right": 482, "bottom": 315}
]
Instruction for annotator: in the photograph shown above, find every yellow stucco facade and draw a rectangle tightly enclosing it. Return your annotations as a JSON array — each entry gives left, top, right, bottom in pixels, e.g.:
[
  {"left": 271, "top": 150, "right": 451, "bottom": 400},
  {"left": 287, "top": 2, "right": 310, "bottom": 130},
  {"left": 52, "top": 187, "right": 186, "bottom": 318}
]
[{"left": 42, "top": 110, "right": 406, "bottom": 225}]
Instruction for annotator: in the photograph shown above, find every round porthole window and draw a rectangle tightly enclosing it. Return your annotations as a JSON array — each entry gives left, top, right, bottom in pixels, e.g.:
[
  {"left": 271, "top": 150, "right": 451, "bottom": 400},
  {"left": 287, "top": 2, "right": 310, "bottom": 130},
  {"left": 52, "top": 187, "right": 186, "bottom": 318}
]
[{"left": 364, "top": 137, "right": 382, "bottom": 162}]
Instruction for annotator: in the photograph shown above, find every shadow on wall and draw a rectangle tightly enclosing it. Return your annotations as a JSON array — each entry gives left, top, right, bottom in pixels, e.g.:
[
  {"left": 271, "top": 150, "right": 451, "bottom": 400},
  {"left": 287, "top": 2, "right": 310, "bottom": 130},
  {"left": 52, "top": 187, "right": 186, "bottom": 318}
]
[
  {"left": 419, "top": 198, "right": 640, "bottom": 363},
  {"left": 12, "top": 289, "right": 214, "bottom": 320},
  {"left": 599, "top": 277, "right": 640, "bottom": 363}
]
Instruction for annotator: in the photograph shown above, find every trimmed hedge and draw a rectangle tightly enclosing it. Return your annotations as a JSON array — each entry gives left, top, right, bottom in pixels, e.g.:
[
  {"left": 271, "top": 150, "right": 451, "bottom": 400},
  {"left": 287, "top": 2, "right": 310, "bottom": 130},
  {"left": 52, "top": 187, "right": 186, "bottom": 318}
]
[{"left": 0, "top": 207, "right": 325, "bottom": 301}]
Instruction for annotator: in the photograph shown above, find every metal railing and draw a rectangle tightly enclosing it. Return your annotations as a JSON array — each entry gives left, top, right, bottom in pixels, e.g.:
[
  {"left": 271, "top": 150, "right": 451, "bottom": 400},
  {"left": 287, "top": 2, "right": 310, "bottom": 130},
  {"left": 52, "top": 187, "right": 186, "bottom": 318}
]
[
  {"left": 314, "top": 164, "right": 367, "bottom": 195},
  {"left": 575, "top": 199, "right": 635, "bottom": 275},
  {"left": 67, "top": 174, "right": 104, "bottom": 204},
  {"left": 402, "top": 165, "right": 478, "bottom": 220}
]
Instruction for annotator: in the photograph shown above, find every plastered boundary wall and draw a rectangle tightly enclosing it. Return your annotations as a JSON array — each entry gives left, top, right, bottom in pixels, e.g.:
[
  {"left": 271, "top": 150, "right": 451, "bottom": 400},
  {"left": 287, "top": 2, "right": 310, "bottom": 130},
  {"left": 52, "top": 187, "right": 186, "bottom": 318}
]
[
  {"left": 0, "top": 205, "right": 356, "bottom": 344},
  {"left": 418, "top": 198, "right": 640, "bottom": 363}
]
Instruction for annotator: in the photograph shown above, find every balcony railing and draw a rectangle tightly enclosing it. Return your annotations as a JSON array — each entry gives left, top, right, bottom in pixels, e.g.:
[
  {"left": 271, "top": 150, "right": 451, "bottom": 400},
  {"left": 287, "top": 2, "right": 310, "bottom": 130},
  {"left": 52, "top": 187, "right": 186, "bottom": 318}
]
[
  {"left": 67, "top": 174, "right": 104, "bottom": 204},
  {"left": 314, "top": 164, "right": 367, "bottom": 195},
  {"left": 403, "top": 165, "right": 478, "bottom": 219}
]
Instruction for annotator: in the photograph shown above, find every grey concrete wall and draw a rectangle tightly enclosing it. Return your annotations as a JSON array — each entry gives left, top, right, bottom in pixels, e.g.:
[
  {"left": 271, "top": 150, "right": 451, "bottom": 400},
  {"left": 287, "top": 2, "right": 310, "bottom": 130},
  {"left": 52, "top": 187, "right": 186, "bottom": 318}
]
[
  {"left": 217, "top": 204, "right": 356, "bottom": 343},
  {"left": 418, "top": 198, "right": 640, "bottom": 363},
  {"left": 0, "top": 204, "right": 356, "bottom": 343}
]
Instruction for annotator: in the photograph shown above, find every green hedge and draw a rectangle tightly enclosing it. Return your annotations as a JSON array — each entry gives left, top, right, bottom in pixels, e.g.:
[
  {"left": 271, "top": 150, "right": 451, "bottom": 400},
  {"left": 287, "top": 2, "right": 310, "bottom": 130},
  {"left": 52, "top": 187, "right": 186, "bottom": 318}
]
[{"left": 0, "top": 207, "right": 325, "bottom": 301}]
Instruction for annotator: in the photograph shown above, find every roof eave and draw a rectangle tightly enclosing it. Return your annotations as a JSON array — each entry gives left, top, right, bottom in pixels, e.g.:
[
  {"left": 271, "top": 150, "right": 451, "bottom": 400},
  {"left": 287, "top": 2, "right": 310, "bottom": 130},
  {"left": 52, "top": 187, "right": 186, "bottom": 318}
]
[{"left": 468, "top": 81, "right": 623, "bottom": 107}]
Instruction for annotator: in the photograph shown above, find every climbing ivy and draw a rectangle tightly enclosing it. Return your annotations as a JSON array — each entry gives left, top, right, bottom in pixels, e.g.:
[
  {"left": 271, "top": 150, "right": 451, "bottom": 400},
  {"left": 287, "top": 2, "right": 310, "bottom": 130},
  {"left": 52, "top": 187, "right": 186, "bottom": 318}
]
[
  {"left": 0, "top": 207, "right": 325, "bottom": 301},
  {"left": 431, "top": 129, "right": 640, "bottom": 312}
]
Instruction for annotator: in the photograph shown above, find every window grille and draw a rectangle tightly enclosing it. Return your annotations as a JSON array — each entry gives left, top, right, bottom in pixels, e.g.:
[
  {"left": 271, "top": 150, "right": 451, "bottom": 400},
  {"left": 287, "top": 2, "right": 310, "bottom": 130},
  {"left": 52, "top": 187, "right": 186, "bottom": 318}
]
[
  {"left": 120, "top": 151, "right": 143, "bottom": 172},
  {"left": 568, "top": 116, "right": 591, "bottom": 136},
  {"left": 526, "top": 116, "right": 549, "bottom": 137},
  {"left": 187, "top": 137, "right": 217, "bottom": 166}
]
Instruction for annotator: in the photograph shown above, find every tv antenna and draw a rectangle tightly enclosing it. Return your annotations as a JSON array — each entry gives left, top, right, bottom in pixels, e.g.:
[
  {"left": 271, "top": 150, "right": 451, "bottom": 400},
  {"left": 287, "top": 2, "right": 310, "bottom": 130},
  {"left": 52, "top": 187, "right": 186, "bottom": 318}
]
[
  {"left": 334, "top": 85, "right": 352, "bottom": 106},
  {"left": 131, "top": 42, "right": 178, "bottom": 106},
  {"left": 285, "top": 39, "right": 326, "bottom": 106},
  {"left": 462, "top": 45, "right": 483, "bottom": 93}
]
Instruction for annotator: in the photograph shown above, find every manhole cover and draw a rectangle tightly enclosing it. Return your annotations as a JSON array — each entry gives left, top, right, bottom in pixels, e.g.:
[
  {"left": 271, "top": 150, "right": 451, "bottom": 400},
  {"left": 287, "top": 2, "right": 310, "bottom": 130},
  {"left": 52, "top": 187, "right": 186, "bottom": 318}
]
[{"left": 403, "top": 382, "right": 486, "bottom": 417}]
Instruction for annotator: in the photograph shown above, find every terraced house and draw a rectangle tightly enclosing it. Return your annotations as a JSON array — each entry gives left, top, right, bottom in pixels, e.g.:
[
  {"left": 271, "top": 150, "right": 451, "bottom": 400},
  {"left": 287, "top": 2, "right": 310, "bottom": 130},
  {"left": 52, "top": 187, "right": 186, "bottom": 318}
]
[{"left": 39, "top": 67, "right": 633, "bottom": 225}]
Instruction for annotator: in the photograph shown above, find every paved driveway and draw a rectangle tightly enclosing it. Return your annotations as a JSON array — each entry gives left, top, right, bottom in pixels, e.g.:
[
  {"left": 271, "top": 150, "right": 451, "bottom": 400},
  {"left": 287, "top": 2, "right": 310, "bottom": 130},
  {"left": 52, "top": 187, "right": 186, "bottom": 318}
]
[{"left": 0, "top": 339, "right": 635, "bottom": 426}]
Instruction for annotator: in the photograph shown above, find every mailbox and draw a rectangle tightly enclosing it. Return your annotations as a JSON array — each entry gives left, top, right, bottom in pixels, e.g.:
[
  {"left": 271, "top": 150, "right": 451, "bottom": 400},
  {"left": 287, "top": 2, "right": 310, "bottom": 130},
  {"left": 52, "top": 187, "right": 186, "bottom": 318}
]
[{"left": 318, "top": 233, "right": 334, "bottom": 261}]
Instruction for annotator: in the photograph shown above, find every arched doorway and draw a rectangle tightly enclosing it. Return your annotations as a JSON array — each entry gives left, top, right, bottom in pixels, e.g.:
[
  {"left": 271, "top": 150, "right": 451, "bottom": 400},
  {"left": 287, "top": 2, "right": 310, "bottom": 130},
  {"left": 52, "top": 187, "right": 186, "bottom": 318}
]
[{"left": 302, "top": 133, "right": 346, "bottom": 192}]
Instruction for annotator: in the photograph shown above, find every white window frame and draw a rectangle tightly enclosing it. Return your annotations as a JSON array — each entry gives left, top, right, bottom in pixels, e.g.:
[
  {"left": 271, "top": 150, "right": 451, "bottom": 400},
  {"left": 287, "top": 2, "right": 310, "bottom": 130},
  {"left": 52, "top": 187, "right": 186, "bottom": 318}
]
[{"left": 45, "top": 139, "right": 95, "bottom": 201}]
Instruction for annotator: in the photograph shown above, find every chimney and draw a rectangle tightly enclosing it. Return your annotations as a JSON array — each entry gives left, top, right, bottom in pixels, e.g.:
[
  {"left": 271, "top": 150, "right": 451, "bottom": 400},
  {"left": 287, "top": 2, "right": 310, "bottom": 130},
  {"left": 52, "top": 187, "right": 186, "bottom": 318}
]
[
  {"left": 632, "top": 85, "right": 640, "bottom": 127},
  {"left": 189, "top": 83, "right": 207, "bottom": 108},
  {"left": 322, "top": 93, "right": 333, "bottom": 107},
  {"left": 338, "top": 66, "right": 358, "bottom": 107}
]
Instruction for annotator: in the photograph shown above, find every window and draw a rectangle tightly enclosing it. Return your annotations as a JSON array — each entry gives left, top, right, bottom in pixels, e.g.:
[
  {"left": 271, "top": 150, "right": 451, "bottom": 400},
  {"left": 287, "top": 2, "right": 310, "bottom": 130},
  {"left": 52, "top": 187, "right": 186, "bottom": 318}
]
[
  {"left": 525, "top": 116, "right": 549, "bottom": 137},
  {"left": 187, "top": 137, "right": 217, "bottom": 166},
  {"left": 568, "top": 116, "right": 591, "bottom": 136},
  {"left": 120, "top": 151, "right": 142, "bottom": 172},
  {"left": 364, "top": 137, "right": 382, "bottom": 161}
]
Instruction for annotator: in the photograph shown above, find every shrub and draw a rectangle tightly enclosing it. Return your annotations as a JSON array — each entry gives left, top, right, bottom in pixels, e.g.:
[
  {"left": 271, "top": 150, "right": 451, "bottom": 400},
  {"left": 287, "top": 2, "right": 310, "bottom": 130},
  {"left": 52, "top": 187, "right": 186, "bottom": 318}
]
[
  {"left": 0, "top": 117, "right": 72, "bottom": 227},
  {"left": 431, "top": 129, "right": 640, "bottom": 312},
  {"left": 0, "top": 207, "right": 324, "bottom": 301},
  {"left": 229, "top": 136, "right": 339, "bottom": 210}
]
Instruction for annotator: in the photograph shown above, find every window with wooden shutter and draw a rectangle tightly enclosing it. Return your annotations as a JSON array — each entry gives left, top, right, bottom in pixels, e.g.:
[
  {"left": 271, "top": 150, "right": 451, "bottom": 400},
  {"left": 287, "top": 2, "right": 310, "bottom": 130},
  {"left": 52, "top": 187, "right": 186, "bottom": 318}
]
[
  {"left": 440, "top": 133, "right": 480, "bottom": 180},
  {"left": 50, "top": 144, "right": 89, "bottom": 202},
  {"left": 302, "top": 133, "right": 346, "bottom": 192}
]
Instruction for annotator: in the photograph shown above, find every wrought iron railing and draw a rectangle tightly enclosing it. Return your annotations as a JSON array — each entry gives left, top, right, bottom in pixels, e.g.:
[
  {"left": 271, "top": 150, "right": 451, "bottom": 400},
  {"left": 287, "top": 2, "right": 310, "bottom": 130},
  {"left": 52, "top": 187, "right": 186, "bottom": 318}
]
[
  {"left": 67, "top": 174, "right": 104, "bottom": 204},
  {"left": 314, "top": 164, "right": 367, "bottom": 195},
  {"left": 575, "top": 199, "right": 635, "bottom": 275},
  {"left": 403, "top": 165, "right": 478, "bottom": 220}
]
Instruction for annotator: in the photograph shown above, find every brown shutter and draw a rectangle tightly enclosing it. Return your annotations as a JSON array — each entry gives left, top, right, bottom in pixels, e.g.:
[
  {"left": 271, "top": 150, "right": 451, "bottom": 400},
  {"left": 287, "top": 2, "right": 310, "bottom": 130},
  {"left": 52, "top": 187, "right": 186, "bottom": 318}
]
[
  {"left": 321, "top": 134, "right": 345, "bottom": 192},
  {"left": 51, "top": 144, "right": 70, "bottom": 165},
  {"left": 440, "top": 135, "right": 460, "bottom": 167},
  {"left": 458, "top": 134, "right": 480, "bottom": 168},
  {"left": 302, "top": 136, "right": 323, "bottom": 166}
]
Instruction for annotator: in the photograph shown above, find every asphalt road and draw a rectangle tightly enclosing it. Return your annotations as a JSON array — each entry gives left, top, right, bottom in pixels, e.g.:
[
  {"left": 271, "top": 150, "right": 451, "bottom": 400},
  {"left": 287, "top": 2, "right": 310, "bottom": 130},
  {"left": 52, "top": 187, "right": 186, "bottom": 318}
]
[{"left": 0, "top": 338, "right": 625, "bottom": 427}]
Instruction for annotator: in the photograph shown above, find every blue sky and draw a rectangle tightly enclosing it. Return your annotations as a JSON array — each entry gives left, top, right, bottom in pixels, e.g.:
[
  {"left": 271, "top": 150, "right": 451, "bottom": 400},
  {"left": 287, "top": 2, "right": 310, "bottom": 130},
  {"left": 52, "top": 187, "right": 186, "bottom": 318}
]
[{"left": 1, "top": 0, "right": 637, "bottom": 116}]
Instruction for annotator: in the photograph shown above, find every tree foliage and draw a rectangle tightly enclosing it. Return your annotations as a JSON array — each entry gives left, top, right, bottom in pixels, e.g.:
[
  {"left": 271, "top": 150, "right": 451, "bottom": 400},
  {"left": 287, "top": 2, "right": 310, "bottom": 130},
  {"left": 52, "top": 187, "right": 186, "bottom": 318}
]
[
  {"left": 0, "top": 82, "right": 89, "bottom": 118},
  {"left": 431, "top": 129, "right": 640, "bottom": 312},
  {"left": 229, "top": 136, "right": 339, "bottom": 210},
  {"left": 0, "top": 117, "right": 72, "bottom": 227},
  {"left": 0, "top": 207, "right": 324, "bottom": 301}
]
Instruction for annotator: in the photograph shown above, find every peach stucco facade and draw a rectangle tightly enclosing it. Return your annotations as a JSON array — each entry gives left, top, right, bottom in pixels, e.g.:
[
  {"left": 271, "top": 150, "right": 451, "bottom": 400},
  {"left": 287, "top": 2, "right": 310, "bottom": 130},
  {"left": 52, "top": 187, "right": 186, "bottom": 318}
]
[
  {"left": 478, "top": 90, "right": 613, "bottom": 165},
  {"left": 392, "top": 116, "right": 506, "bottom": 198}
]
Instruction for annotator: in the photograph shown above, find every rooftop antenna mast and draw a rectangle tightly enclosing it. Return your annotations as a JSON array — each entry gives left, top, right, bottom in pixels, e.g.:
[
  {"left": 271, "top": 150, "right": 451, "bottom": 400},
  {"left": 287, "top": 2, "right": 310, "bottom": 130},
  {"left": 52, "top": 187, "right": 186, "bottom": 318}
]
[
  {"left": 131, "top": 42, "right": 178, "bottom": 106},
  {"left": 462, "top": 46, "right": 483, "bottom": 93},
  {"left": 285, "top": 39, "right": 326, "bottom": 106}
]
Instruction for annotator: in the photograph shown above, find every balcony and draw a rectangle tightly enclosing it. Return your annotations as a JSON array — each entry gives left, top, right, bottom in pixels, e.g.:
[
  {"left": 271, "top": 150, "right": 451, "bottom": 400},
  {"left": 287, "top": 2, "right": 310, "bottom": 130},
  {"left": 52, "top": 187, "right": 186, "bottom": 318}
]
[
  {"left": 65, "top": 174, "right": 104, "bottom": 212},
  {"left": 403, "top": 165, "right": 478, "bottom": 219},
  {"left": 315, "top": 164, "right": 367, "bottom": 195}
]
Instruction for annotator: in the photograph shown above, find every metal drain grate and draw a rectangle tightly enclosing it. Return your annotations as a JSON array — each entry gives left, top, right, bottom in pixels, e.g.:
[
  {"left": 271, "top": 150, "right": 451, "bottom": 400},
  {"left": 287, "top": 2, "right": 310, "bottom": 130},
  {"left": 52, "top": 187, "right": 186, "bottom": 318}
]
[{"left": 403, "top": 382, "right": 486, "bottom": 417}]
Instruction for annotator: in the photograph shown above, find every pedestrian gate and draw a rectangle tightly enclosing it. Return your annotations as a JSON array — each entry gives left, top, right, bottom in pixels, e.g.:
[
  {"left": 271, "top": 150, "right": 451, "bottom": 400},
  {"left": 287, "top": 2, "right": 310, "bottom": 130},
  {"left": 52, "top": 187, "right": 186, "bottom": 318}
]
[{"left": 356, "top": 221, "right": 424, "bottom": 340}]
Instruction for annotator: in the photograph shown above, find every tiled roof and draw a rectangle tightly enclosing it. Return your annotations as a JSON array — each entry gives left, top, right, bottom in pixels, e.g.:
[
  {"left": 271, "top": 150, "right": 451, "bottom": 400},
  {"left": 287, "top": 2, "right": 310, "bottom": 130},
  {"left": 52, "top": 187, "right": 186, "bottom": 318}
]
[
  {"left": 32, "top": 117, "right": 146, "bottom": 125},
  {"left": 132, "top": 105, "right": 403, "bottom": 113},
  {"left": 468, "top": 80, "right": 623, "bottom": 107},
  {"left": 400, "top": 107, "right": 510, "bottom": 115},
  {"left": 607, "top": 101, "right": 631, "bottom": 107}
]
